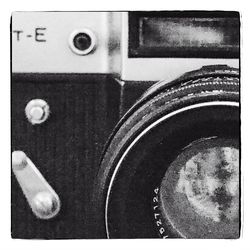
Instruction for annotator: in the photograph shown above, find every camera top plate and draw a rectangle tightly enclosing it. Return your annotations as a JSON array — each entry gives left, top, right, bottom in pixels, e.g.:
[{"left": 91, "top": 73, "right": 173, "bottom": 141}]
[{"left": 12, "top": 12, "right": 239, "bottom": 81}]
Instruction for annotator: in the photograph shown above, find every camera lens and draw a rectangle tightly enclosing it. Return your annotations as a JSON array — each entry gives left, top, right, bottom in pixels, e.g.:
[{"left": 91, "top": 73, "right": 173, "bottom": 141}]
[
  {"left": 73, "top": 33, "right": 92, "bottom": 51},
  {"left": 93, "top": 66, "right": 240, "bottom": 239}
]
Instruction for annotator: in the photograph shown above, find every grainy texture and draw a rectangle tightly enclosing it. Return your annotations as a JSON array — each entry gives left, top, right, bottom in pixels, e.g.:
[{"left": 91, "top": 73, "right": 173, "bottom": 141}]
[
  {"left": 176, "top": 147, "right": 239, "bottom": 222},
  {"left": 119, "top": 81, "right": 155, "bottom": 116},
  {"left": 11, "top": 74, "right": 121, "bottom": 238}
]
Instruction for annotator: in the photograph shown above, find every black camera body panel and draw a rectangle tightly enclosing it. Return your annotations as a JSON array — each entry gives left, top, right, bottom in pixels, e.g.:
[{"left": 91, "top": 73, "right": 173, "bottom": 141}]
[{"left": 11, "top": 73, "right": 152, "bottom": 238}]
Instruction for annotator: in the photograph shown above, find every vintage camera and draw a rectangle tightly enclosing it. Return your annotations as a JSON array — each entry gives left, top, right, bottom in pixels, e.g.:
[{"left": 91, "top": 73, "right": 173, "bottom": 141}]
[{"left": 11, "top": 11, "right": 240, "bottom": 239}]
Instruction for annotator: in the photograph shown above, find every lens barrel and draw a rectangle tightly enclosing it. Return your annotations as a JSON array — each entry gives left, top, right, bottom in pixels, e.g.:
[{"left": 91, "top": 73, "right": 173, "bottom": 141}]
[{"left": 91, "top": 65, "right": 240, "bottom": 239}]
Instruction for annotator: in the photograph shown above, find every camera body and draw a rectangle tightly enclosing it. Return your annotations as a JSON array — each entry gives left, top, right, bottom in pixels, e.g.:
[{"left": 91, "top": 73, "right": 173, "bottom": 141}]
[{"left": 11, "top": 11, "right": 240, "bottom": 239}]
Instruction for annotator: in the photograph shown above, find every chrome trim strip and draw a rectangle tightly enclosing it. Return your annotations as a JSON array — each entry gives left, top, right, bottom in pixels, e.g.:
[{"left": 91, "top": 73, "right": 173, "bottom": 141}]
[{"left": 105, "top": 101, "right": 239, "bottom": 238}]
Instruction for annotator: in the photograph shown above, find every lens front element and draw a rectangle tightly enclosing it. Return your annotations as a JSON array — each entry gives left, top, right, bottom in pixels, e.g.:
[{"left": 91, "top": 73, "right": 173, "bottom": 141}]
[{"left": 157, "top": 138, "right": 239, "bottom": 238}]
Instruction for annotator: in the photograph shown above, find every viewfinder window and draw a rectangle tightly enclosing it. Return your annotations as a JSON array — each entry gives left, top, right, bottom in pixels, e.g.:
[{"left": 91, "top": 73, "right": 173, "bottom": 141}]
[{"left": 129, "top": 12, "right": 240, "bottom": 58}]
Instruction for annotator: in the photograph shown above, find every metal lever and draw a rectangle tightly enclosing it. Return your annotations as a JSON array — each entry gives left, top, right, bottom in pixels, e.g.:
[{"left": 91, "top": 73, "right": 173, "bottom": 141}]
[{"left": 12, "top": 151, "right": 61, "bottom": 219}]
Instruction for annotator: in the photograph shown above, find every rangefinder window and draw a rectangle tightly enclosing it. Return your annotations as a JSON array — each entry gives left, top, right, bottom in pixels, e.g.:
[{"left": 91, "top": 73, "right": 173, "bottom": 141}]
[{"left": 129, "top": 11, "right": 240, "bottom": 58}]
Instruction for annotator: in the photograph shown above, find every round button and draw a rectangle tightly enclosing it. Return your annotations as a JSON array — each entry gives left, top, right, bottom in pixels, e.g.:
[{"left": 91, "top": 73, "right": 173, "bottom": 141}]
[
  {"left": 32, "top": 191, "right": 60, "bottom": 219},
  {"left": 69, "top": 29, "right": 97, "bottom": 55},
  {"left": 25, "top": 99, "right": 50, "bottom": 125},
  {"left": 29, "top": 106, "right": 44, "bottom": 121}
]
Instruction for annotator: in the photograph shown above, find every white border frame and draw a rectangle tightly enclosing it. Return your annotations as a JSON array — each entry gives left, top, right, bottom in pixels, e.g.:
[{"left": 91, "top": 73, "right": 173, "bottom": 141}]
[{"left": 2, "top": 1, "right": 249, "bottom": 250}]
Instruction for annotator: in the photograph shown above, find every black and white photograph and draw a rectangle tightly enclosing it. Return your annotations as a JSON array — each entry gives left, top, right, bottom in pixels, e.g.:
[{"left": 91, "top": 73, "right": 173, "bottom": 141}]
[
  {"left": 1, "top": 1, "right": 250, "bottom": 249},
  {"left": 11, "top": 10, "right": 240, "bottom": 239}
]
